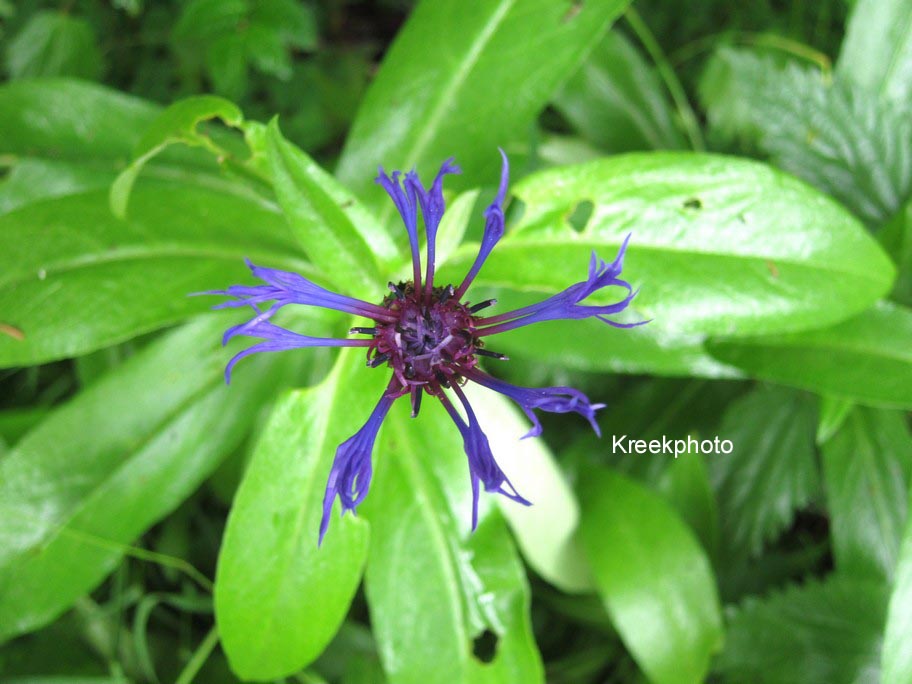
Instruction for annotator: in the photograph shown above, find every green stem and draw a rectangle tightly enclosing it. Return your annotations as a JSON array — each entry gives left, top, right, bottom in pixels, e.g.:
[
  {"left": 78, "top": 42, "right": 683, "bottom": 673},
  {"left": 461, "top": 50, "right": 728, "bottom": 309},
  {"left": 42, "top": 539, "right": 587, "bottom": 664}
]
[
  {"left": 624, "top": 6, "right": 705, "bottom": 152},
  {"left": 175, "top": 626, "right": 219, "bottom": 684}
]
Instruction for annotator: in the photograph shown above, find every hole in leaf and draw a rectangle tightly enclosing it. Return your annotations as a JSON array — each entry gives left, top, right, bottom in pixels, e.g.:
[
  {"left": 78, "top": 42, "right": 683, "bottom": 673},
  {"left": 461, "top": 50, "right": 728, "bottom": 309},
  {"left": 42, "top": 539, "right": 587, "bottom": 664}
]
[
  {"left": 567, "top": 200, "right": 594, "bottom": 233},
  {"left": 472, "top": 629, "right": 498, "bottom": 663}
]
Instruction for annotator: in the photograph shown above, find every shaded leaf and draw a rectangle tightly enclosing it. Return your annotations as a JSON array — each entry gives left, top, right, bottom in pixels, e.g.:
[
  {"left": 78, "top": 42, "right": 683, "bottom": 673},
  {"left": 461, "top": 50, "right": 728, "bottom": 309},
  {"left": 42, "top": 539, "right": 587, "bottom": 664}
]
[
  {"left": 6, "top": 11, "right": 102, "bottom": 80},
  {"left": 577, "top": 467, "right": 722, "bottom": 684}
]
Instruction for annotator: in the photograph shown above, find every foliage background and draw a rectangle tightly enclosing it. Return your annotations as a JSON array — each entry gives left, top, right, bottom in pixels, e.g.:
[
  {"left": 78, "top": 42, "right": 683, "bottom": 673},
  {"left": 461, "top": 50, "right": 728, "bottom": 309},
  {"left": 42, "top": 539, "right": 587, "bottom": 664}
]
[{"left": 1, "top": 0, "right": 911, "bottom": 683}]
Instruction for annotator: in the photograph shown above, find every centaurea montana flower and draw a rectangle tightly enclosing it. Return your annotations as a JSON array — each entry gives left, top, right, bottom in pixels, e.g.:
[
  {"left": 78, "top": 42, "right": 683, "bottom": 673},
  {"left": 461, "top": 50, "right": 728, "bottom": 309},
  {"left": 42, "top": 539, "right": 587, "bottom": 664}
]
[{"left": 209, "top": 151, "right": 640, "bottom": 544}]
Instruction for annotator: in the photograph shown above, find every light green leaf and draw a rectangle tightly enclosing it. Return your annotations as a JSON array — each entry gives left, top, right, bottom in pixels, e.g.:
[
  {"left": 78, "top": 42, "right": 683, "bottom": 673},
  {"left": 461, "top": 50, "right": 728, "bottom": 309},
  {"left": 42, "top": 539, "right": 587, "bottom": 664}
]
[
  {"left": 215, "top": 351, "right": 371, "bottom": 680},
  {"left": 440, "top": 153, "right": 894, "bottom": 337},
  {"left": 817, "top": 395, "right": 854, "bottom": 445},
  {"left": 658, "top": 453, "right": 719, "bottom": 559},
  {"left": 337, "top": 0, "right": 631, "bottom": 221},
  {"left": 265, "top": 119, "right": 394, "bottom": 295},
  {"left": 0, "top": 184, "right": 305, "bottom": 368},
  {"left": 710, "top": 386, "right": 818, "bottom": 557},
  {"left": 718, "top": 576, "right": 887, "bottom": 684},
  {"left": 0, "top": 315, "right": 302, "bottom": 642},
  {"left": 553, "top": 29, "right": 686, "bottom": 152},
  {"left": 822, "top": 407, "right": 912, "bottom": 582},
  {"left": 708, "top": 301, "right": 912, "bottom": 409},
  {"left": 883, "top": 478, "right": 912, "bottom": 683},
  {"left": 700, "top": 47, "right": 912, "bottom": 226},
  {"left": 838, "top": 0, "right": 912, "bottom": 103},
  {"left": 577, "top": 468, "right": 722, "bottom": 684},
  {"left": 6, "top": 11, "right": 102, "bottom": 80},
  {"left": 110, "top": 95, "right": 243, "bottom": 218},
  {"left": 362, "top": 398, "right": 543, "bottom": 684}
]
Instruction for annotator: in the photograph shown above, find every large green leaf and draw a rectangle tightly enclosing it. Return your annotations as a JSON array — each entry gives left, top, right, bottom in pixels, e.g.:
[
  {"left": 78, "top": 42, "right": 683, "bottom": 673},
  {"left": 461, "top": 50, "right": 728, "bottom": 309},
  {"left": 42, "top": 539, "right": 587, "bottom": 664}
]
[
  {"left": 708, "top": 302, "right": 912, "bottom": 409},
  {"left": 700, "top": 47, "right": 912, "bottom": 226},
  {"left": 215, "top": 351, "right": 371, "bottom": 680},
  {"left": 718, "top": 576, "right": 887, "bottom": 684},
  {"left": 822, "top": 407, "right": 912, "bottom": 582},
  {"left": 577, "top": 468, "right": 722, "bottom": 684},
  {"left": 265, "top": 120, "right": 394, "bottom": 295},
  {"left": 336, "top": 0, "right": 630, "bottom": 220},
  {"left": 6, "top": 11, "right": 102, "bottom": 80},
  {"left": 838, "top": 0, "right": 912, "bottom": 103},
  {"left": 362, "top": 397, "right": 543, "bottom": 684},
  {"left": 883, "top": 479, "right": 912, "bottom": 684},
  {"left": 0, "top": 315, "right": 301, "bottom": 642},
  {"left": 552, "top": 29, "right": 686, "bottom": 152},
  {"left": 710, "top": 387, "right": 819, "bottom": 557},
  {"left": 439, "top": 153, "right": 894, "bottom": 337},
  {"left": 0, "top": 183, "right": 305, "bottom": 367}
]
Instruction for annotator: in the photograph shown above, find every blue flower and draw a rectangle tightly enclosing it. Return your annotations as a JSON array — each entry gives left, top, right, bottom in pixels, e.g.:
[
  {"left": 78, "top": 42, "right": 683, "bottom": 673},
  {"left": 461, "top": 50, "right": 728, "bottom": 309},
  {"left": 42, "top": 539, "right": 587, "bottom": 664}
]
[{"left": 209, "top": 151, "right": 640, "bottom": 544}]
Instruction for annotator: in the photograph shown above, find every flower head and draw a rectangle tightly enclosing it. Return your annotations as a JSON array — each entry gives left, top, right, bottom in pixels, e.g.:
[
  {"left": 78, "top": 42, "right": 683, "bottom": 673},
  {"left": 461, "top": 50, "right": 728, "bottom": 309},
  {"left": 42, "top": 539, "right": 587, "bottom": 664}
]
[{"left": 209, "top": 151, "right": 641, "bottom": 544}]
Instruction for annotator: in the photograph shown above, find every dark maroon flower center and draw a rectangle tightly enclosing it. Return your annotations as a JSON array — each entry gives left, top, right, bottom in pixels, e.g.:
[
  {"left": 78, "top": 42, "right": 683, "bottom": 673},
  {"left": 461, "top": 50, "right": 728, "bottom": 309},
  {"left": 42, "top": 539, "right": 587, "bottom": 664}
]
[{"left": 367, "top": 281, "right": 481, "bottom": 393}]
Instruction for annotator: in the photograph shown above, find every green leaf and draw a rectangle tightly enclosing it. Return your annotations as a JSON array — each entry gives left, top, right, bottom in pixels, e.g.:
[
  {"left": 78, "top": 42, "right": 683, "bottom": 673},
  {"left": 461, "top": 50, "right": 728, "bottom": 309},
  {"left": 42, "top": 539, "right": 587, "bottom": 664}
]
[
  {"left": 707, "top": 301, "right": 912, "bottom": 409},
  {"left": 710, "top": 387, "right": 818, "bottom": 557},
  {"left": 463, "top": 384, "right": 593, "bottom": 593},
  {"left": 337, "top": 0, "right": 631, "bottom": 220},
  {"left": 718, "top": 576, "right": 887, "bottom": 684},
  {"left": 0, "top": 315, "right": 301, "bottom": 642},
  {"left": 110, "top": 95, "right": 243, "bottom": 218},
  {"left": 817, "top": 395, "right": 854, "bottom": 445},
  {"left": 822, "top": 407, "right": 912, "bottom": 581},
  {"left": 577, "top": 468, "right": 722, "bottom": 684},
  {"left": 362, "top": 398, "right": 543, "bottom": 684},
  {"left": 658, "top": 453, "right": 719, "bottom": 560},
  {"left": 883, "top": 479, "right": 912, "bottom": 683},
  {"left": 5, "top": 11, "right": 102, "bottom": 80},
  {"left": 700, "top": 47, "right": 912, "bottom": 226},
  {"left": 215, "top": 351, "right": 371, "bottom": 680},
  {"left": 0, "top": 184, "right": 305, "bottom": 368},
  {"left": 838, "top": 0, "right": 912, "bottom": 103},
  {"left": 553, "top": 29, "right": 686, "bottom": 152},
  {"left": 440, "top": 153, "right": 894, "bottom": 337},
  {"left": 265, "top": 119, "right": 395, "bottom": 295}
]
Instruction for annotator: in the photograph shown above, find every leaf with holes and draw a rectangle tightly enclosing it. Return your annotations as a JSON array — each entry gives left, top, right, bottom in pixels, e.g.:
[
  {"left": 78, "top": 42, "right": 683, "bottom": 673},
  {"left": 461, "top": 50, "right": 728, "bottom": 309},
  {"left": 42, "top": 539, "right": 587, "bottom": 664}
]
[
  {"left": 438, "top": 153, "right": 894, "bottom": 337},
  {"left": 361, "top": 396, "right": 543, "bottom": 684}
]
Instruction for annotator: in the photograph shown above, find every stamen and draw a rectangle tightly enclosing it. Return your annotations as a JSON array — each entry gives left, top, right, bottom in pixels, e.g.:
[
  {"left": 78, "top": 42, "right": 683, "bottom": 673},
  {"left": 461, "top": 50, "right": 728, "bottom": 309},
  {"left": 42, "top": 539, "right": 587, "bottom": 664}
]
[
  {"left": 469, "top": 299, "right": 497, "bottom": 313},
  {"left": 350, "top": 326, "right": 379, "bottom": 335},
  {"left": 435, "top": 370, "right": 451, "bottom": 388},
  {"left": 369, "top": 353, "right": 390, "bottom": 368},
  {"left": 475, "top": 348, "right": 509, "bottom": 360},
  {"left": 438, "top": 285, "right": 456, "bottom": 304},
  {"left": 411, "top": 387, "right": 423, "bottom": 417},
  {"left": 388, "top": 282, "right": 406, "bottom": 300}
]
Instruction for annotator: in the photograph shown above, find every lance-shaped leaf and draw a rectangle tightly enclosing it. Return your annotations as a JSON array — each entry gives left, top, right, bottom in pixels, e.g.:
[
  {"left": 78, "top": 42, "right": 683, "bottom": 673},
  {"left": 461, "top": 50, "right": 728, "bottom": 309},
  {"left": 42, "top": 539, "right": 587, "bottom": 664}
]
[
  {"left": 0, "top": 315, "right": 303, "bottom": 642},
  {"left": 838, "top": 0, "right": 912, "bottom": 103},
  {"left": 337, "top": 0, "right": 631, "bottom": 221}
]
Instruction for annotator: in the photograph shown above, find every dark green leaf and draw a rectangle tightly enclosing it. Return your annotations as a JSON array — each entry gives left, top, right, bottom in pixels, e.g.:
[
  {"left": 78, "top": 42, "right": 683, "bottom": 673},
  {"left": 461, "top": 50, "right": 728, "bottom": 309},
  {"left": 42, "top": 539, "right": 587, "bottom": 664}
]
[
  {"left": 700, "top": 47, "right": 912, "bottom": 226},
  {"left": 6, "top": 11, "right": 102, "bottom": 80},
  {"left": 711, "top": 387, "right": 818, "bottom": 557},
  {"left": 838, "top": 0, "right": 912, "bottom": 103},
  {"left": 362, "top": 397, "right": 543, "bottom": 684},
  {"left": 718, "top": 576, "right": 887, "bottom": 684},
  {"left": 0, "top": 315, "right": 302, "bottom": 642},
  {"left": 215, "top": 351, "right": 371, "bottom": 680},
  {"left": 577, "top": 467, "right": 722, "bottom": 684},
  {"left": 553, "top": 29, "right": 686, "bottom": 152},
  {"left": 822, "top": 407, "right": 912, "bottom": 581},
  {"left": 337, "top": 0, "right": 631, "bottom": 220},
  {"left": 440, "top": 153, "right": 894, "bottom": 336},
  {"left": 708, "top": 302, "right": 912, "bottom": 409}
]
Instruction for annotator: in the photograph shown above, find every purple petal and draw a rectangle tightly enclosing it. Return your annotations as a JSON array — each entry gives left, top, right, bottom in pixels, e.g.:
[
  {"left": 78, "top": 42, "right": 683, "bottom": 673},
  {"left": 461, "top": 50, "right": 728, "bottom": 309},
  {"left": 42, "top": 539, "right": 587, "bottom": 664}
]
[
  {"left": 319, "top": 385, "right": 398, "bottom": 545},
  {"left": 439, "top": 384, "right": 530, "bottom": 530},
  {"left": 455, "top": 149, "right": 510, "bottom": 298},
  {"left": 462, "top": 367, "right": 604, "bottom": 438},
  {"left": 476, "top": 235, "right": 645, "bottom": 335},
  {"left": 224, "top": 317, "right": 370, "bottom": 384},
  {"left": 376, "top": 167, "right": 422, "bottom": 289},
  {"left": 405, "top": 158, "right": 461, "bottom": 294}
]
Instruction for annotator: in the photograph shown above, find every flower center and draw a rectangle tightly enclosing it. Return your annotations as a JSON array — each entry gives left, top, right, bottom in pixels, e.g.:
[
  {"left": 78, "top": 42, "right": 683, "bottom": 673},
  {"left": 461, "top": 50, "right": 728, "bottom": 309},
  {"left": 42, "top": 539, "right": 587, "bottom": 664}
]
[{"left": 368, "top": 281, "right": 480, "bottom": 391}]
